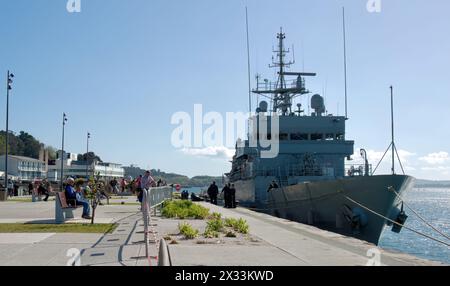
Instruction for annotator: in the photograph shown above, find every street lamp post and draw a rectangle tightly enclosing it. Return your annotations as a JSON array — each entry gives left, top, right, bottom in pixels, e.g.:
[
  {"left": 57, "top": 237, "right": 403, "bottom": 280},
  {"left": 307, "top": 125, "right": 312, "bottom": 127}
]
[
  {"left": 60, "top": 113, "right": 68, "bottom": 192},
  {"left": 86, "top": 132, "right": 91, "bottom": 179},
  {"left": 4, "top": 71, "right": 14, "bottom": 195}
]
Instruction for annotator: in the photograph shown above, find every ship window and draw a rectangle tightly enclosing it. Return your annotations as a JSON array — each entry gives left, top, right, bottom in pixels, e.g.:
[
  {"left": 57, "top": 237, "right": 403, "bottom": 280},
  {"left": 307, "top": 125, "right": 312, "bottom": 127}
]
[
  {"left": 279, "top": 133, "right": 289, "bottom": 141},
  {"left": 291, "top": 133, "right": 309, "bottom": 140},
  {"left": 325, "top": 134, "right": 334, "bottom": 141},
  {"left": 336, "top": 133, "right": 345, "bottom": 141},
  {"left": 311, "top": 133, "right": 323, "bottom": 141}
]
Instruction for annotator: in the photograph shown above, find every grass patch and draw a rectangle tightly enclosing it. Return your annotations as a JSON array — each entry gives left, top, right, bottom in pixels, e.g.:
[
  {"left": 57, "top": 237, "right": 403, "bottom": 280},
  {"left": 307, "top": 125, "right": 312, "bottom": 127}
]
[
  {"left": 162, "top": 200, "right": 210, "bottom": 219},
  {"left": 178, "top": 222, "right": 199, "bottom": 239},
  {"left": 7, "top": 198, "right": 32, "bottom": 203},
  {"left": 0, "top": 223, "right": 117, "bottom": 234}
]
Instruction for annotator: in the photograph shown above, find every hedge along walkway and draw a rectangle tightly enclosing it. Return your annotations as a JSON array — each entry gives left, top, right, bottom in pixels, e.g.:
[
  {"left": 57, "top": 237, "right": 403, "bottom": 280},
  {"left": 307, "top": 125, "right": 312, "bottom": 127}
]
[{"left": 0, "top": 223, "right": 117, "bottom": 234}]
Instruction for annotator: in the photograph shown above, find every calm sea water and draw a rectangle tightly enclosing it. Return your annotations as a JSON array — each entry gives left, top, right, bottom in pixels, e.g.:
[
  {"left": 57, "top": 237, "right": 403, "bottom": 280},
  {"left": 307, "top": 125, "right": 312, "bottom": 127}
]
[
  {"left": 185, "top": 186, "right": 450, "bottom": 264},
  {"left": 379, "top": 187, "right": 450, "bottom": 265}
]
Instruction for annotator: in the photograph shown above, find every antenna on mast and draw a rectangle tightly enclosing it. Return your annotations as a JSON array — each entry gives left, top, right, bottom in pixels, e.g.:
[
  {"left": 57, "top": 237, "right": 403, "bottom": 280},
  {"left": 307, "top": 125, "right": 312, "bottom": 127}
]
[
  {"left": 372, "top": 86, "right": 406, "bottom": 176},
  {"left": 390, "top": 86, "right": 395, "bottom": 175},
  {"left": 342, "top": 7, "right": 349, "bottom": 120},
  {"left": 245, "top": 7, "right": 252, "bottom": 115}
]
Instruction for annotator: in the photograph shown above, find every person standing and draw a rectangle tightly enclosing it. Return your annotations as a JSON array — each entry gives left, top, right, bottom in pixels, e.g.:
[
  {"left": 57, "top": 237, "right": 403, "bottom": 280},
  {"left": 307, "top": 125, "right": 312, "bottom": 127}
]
[
  {"left": 13, "top": 182, "right": 19, "bottom": 197},
  {"left": 230, "top": 184, "right": 236, "bottom": 208},
  {"left": 135, "top": 175, "right": 143, "bottom": 202},
  {"left": 139, "top": 171, "right": 155, "bottom": 202},
  {"left": 120, "top": 178, "right": 126, "bottom": 193},
  {"left": 28, "top": 182, "right": 33, "bottom": 196},
  {"left": 221, "top": 183, "right": 231, "bottom": 208},
  {"left": 207, "top": 182, "right": 219, "bottom": 205},
  {"left": 110, "top": 178, "right": 119, "bottom": 194}
]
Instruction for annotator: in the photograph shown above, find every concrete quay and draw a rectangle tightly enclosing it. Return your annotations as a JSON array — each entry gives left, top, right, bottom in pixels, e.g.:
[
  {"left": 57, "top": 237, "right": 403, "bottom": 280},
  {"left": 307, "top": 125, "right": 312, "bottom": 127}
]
[{"left": 0, "top": 199, "right": 444, "bottom": 266}]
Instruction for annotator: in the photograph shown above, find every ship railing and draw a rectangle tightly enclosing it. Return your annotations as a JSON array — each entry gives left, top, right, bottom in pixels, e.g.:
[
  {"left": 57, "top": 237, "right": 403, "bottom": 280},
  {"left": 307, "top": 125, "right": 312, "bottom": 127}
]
[
  {"left": 253, "top": 167, "right": 323, "bottom": 178},
  {"left": 345, "top": 164, "right": 373, "bottom": 177},
  {"left": 254, "top": 79, "right": 300, "bottom": 93}
]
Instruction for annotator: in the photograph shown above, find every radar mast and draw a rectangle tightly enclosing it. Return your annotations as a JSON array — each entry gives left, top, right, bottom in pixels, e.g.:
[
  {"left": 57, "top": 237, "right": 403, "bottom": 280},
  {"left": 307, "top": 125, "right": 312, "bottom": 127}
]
[{"left": 253, "top": 28, "right": 317, "bottom": 116}]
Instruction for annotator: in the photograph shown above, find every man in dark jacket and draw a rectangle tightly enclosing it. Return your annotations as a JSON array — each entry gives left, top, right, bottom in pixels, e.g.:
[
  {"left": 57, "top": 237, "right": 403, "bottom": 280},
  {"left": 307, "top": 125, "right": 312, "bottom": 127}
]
[
  {"left": 229, "top": 184, "right": 237, "bottom": 208},
  {"left": 207, "top": 182, "right": 219, "bottom": 205},
  {"left": 221, "top": 184, "right": 231, "bottom": 208}
]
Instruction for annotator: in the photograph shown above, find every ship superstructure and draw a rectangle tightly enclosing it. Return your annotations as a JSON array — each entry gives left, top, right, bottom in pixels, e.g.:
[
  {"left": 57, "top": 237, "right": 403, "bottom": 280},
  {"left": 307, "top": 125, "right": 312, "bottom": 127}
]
[{"left": 227, "top": 29, "right": 413, "bottom": 245}]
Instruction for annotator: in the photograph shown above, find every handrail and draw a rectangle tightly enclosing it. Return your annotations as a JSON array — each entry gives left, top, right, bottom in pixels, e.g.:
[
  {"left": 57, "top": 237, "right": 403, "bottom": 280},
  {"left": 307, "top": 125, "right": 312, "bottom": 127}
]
[{"left": 141, "top": 186, "right": 173, "bottom": 265}]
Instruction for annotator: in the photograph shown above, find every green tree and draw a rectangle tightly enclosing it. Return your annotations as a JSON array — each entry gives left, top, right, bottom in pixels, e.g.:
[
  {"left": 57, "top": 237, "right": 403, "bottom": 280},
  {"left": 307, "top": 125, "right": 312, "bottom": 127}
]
[{"left": 78, "top": 152, "right": 103, "bottom": 164}]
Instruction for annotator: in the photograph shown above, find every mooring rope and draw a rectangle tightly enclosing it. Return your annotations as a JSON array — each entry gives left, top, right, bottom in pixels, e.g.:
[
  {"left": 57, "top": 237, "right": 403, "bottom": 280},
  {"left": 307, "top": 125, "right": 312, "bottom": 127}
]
[
  {"left": 342, "top": 193, "right": 450, "bottom": 247},
  {"left": 388, "top": 187, "right": 450, "bottom": 241}
]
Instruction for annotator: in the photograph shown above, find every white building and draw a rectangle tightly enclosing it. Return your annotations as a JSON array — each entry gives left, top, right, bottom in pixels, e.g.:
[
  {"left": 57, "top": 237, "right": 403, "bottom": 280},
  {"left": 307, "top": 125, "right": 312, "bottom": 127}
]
[
  {"left": 0, "top": 155, "right": 46, "bottom": 181},
  {"left": 47, "top": 152, "right": 124, "bottom": 182}
]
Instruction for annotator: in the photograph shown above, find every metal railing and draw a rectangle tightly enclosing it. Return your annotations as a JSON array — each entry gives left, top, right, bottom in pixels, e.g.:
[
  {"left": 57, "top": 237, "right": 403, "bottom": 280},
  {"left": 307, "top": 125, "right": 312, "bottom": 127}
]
[
  {"left": 345, "top": 164, "right": 373, "bottom": 177},
  {"left": 141, "top": 186, "right": 173, "bottom": 264}
]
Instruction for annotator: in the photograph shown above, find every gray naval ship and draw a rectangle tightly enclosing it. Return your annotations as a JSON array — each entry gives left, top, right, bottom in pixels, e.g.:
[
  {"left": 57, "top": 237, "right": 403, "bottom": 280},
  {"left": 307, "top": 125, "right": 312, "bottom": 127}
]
[{"left": 227, "top": 29, "right": 412, "bottom": 245}]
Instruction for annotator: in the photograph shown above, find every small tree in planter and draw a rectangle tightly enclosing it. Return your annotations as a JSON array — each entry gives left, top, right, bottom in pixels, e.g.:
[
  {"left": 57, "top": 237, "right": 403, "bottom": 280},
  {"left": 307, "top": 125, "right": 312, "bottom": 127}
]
[{"left": 85, "top": 174, "right": 105, "bottom": 225}]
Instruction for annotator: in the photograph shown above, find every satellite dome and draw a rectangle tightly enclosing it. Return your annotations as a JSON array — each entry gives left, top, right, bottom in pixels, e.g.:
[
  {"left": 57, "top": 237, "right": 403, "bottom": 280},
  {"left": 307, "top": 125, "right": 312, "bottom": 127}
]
[
  {"left": 259, "top": 101, "right": 268, "bottom": 113},
  {"left": 311, "top": 94, "right": 325, "bottom": 115}
]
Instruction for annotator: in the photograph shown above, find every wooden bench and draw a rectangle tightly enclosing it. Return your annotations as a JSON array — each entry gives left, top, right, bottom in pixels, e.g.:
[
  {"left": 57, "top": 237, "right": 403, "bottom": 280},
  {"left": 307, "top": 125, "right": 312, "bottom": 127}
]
[{"left": 55, "top": 192, "right": 81, "bottom": 224}]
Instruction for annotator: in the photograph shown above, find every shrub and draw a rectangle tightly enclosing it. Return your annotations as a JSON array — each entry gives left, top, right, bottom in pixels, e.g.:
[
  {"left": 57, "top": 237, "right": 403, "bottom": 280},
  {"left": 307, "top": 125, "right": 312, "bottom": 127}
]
[
  {"left": 225, "top": 218, "right": 238, "bottom": 227},
  {"left": 234, "top": 218, "right": 249, "bottom": 234},
  {"left": 209, "top": 212, "right": 222, "bottom": 220},
  {"left": 178, "top": 222, "right": 199, "bottom": 239},
  {"left": 188, "top": 204, "right": 210, "bottom": 219},
  {"left": 206, "top": 217, "right": 224, "bottom": 233},
  {"left": 224, "top": 218, "right": 249, "bottom": 234},
  {"left": 203, "top": 229, "right": 219, "bottom": 238},
  {"left": 162, "top": 200, "right": 210, "bottom": 219}
]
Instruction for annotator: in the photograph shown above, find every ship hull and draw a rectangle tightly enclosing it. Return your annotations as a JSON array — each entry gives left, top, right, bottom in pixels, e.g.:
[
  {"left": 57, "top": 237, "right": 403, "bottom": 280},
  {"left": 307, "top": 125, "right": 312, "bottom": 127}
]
[{"left": 233, "top": 175, "right": 414, "bottom": 245}]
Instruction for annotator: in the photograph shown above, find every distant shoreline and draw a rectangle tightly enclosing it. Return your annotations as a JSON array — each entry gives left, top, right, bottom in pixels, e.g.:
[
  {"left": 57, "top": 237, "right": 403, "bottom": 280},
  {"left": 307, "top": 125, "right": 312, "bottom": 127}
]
[{"left": 415, "top": 179, "right": 450, "bottom": 189}]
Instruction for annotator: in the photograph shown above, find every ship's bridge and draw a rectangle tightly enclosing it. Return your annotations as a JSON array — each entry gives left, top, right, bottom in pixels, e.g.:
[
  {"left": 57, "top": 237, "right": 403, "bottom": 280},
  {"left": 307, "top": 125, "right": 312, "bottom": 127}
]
[{"left": 233, "top": 114, "right": 354, "bottom": 179}]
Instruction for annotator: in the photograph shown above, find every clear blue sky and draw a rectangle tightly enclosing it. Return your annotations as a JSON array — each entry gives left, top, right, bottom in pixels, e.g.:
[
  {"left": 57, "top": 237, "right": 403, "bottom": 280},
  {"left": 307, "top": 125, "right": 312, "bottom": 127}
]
[{"left": 0, "top": 0, "right": 449, "bottom": 180}]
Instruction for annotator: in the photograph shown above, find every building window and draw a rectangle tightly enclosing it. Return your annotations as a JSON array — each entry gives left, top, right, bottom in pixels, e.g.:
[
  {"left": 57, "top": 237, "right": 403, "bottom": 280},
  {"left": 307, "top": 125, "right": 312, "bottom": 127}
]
[
  {"left": 311, "top": 133, "right": 324, "bottom": 141},
  {"left": 336, "top": 133, "right": 345, "bottom": 141},
  {"left": 325, "top": 134, "right": 335, "bottom": 141},
  {"left": 279, "top": 133, "right": 289, "bottom": 141},
  {"left": 291, "top": 133, "right": 309, "bottom": 141}
]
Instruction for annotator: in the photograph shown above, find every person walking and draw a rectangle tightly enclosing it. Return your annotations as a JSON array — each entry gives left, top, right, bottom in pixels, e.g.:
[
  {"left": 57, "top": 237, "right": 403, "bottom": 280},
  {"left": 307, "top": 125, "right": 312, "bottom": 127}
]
[{"left": 38, "top": 180, "right": 50, "bottom": 202}]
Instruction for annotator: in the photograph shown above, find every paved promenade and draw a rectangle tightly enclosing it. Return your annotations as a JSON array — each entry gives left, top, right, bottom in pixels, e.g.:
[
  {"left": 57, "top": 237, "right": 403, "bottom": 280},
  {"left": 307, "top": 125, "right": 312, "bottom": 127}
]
[{"left": 0, "top": 199, "right": 444, "bottom": 266}]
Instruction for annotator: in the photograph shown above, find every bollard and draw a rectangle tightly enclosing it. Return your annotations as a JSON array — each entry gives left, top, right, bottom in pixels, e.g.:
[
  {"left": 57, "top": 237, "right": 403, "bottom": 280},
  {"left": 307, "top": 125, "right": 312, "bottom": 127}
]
[{"left": 157, "top": 239, "right": 171, "bottom": 266}]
